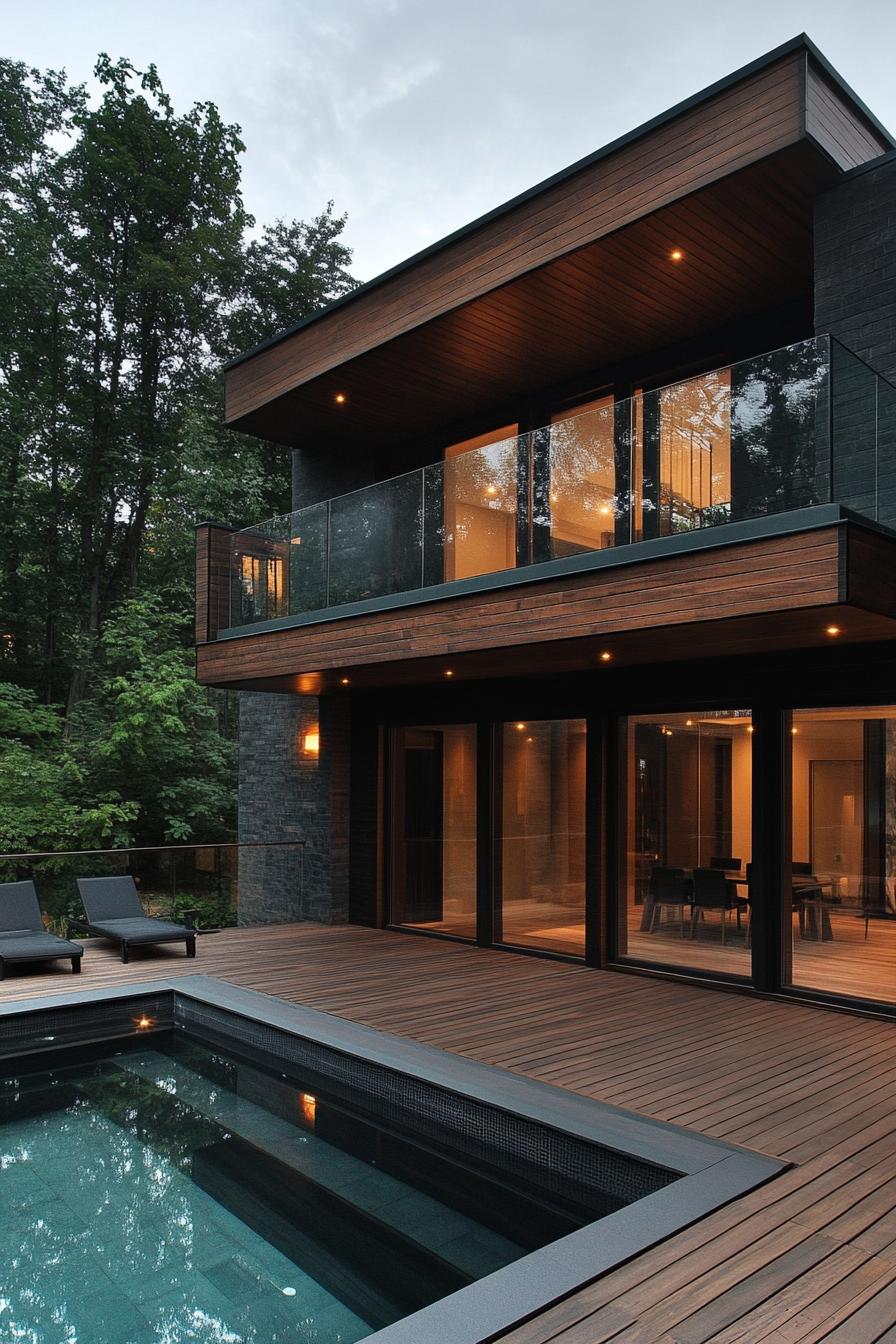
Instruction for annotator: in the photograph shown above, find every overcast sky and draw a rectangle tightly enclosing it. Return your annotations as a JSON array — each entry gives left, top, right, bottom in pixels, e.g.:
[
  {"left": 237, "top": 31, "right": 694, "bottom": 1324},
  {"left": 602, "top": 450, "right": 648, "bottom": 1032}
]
[{"left": 3, "top": 0, "right": 895, "bottom": 282}]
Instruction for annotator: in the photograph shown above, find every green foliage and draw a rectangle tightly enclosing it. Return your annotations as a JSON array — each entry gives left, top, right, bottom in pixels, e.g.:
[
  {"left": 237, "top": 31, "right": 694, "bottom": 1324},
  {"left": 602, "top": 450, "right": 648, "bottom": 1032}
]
[
  {"left": 69, "top": 595, "right": 236, "bottom": 843},
  {"left": 0, "top": 683, "right": 135, "bottom": 855},
  {"left": 0, "top": 53, "right": 356, "bottom": 854}
]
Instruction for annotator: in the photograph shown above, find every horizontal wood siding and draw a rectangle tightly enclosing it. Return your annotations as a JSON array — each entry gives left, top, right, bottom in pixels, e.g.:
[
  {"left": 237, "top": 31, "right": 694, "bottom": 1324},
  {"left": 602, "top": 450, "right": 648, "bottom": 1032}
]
[
  {"left": 847, "top": 524, "right": 896, "bottom": 615},
  {"left": 226, "top": 54, "right": 805, "bottom": 424},
  {"left": 194, "top": 524, "right": 233, "bottom": 644},
  {"left": 196, "top": 526, "right": 851, "bottom": 686},
  {"left": 806, "top": 62, "right": 891, "bottom": 171}
]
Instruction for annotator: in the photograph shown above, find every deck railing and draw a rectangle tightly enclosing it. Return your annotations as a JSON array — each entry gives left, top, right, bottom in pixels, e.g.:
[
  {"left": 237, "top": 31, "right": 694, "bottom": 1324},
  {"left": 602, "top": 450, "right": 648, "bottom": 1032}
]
[
  {"left": 0, "top": 840, "right": 306, "bottom": 933},
  {"left": 222, "top": 336, "right": 896, "bottom": 633}
]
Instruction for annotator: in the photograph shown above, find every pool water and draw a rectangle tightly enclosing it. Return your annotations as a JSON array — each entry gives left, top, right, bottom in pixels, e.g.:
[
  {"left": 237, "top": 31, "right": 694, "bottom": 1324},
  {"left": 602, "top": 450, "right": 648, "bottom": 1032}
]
[{"left": 0, "top": 1036, "right": 597, "bottom": 1343}]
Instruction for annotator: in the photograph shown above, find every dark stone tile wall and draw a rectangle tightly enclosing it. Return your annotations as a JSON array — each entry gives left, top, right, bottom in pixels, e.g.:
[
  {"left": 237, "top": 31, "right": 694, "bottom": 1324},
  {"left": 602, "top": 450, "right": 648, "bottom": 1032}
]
[
  {"left": 815, "top": 153, "right": 896, "bottom": 527},
  {"left": 237, "top": 690, "right": 351, "bottom": 925}
]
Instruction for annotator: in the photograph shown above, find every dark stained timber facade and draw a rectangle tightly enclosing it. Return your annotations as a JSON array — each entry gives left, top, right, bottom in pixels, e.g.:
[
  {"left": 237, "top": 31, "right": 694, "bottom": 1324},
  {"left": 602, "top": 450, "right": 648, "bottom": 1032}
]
[{"left": 196, "top": 36, "right": 896, "bottom": 1014}]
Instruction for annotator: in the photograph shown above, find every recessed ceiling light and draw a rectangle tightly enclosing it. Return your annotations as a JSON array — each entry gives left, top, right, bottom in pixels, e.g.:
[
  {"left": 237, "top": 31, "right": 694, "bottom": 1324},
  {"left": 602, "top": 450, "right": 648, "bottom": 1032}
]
[
  {"left": 515, "top": 722, "right": 526, "bottom": 731},
  {"left": 444, "top": 669, "right": 454, "bottom": 678},
  {"left": 339, "top": 677, "right": 350, "bottom": 686},
  {"left": 334, "top": 392, "right": 347, "bottom": 404},
  {"left": 599, "top": 651, "right": 612, "bottom": 662},
  {"left": 825, "top": 624, "right": 841, "bottom": 636},
  {"left": 669, "top": 247, "right": 685, "bottom": 262}
]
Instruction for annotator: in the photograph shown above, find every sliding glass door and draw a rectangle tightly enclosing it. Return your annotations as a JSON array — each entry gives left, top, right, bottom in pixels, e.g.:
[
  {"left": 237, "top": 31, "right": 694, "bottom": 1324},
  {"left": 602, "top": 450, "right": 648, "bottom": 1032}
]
[
  {"left": 788, "top": 706, "right": 896, "bottom": 1005},
  {"left": 495, "top": 719, "right": 586, "bottom": 956},
  {"left": 390, "top": 724, "right": 477, "bottom": 938},
  {"left": 617, "top": 709, "right": 753, "bottom": 979}
]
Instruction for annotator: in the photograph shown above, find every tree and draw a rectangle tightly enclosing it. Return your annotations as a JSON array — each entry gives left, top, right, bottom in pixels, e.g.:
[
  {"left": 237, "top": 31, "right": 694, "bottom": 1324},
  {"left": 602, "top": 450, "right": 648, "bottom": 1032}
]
[
  {"left": 0, "top": 682, "right": 134, "bottom": 855},
  {"left": 0, "top": 53, "right": 357, "bottom": 852},
  {"left": 69, "top": 596, "right": 236, "bottom": 844}
]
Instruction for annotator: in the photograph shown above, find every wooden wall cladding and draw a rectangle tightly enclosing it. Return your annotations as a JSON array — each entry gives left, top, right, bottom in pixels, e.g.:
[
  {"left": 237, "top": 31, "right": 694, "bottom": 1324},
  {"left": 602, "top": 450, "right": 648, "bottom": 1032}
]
[
  {"left": 225, "top": 53, "right": 808, "bottom": 426},
  {"left": 194, "top": 523, "right": 234, "bottom": 644},
  {"left": 805, "top": 65, "right": 891, "bottom": 171},
  {"left": 194, "top": 521, "right": 896, "bottom": 690}
]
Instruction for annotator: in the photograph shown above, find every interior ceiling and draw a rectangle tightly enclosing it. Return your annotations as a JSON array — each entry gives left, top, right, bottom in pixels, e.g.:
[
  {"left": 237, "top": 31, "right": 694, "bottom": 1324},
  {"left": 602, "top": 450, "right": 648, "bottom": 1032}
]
[{"left": 232, "top": 141, "right": 837, "bottom": 452}]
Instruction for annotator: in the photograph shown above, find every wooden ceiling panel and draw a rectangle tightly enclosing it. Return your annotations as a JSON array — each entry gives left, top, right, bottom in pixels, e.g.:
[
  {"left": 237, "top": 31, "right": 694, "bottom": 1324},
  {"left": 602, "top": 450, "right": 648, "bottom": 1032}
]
[{"left": 229, "top": 141, "right": 836, "bottom": 451}]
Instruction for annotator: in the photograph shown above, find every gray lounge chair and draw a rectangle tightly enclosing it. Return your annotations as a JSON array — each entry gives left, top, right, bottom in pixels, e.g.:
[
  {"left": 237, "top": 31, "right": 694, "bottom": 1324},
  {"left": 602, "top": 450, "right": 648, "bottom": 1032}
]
[
  {"left": 69, "top": 876, "right": 196, "bottom": 964},
  {"left": 0, "top": 881, "right": 83, "bottom": 979}
]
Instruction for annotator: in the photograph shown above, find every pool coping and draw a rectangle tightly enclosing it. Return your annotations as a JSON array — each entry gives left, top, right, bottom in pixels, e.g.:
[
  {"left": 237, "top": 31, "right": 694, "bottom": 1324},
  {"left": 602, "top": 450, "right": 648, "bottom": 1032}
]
[{"left": 0, "top": 975, "right": 787, "bottom": 1344}]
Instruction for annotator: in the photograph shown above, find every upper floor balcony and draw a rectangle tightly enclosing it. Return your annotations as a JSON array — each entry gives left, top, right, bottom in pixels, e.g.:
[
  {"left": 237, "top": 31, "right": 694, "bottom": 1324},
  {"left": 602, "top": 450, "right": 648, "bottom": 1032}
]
[{"left": 198, "top": 337, "right": 896, "bottom": 676}]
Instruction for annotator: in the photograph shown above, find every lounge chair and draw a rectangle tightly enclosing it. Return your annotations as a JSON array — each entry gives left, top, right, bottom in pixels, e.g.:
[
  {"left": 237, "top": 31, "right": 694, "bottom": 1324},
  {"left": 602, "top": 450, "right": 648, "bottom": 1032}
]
[
  {"left": 69, "top": 875, "right": 196, "bottom": 964},
  {"left": 0, "top": 881, "right": 83, "bottom": 979}
]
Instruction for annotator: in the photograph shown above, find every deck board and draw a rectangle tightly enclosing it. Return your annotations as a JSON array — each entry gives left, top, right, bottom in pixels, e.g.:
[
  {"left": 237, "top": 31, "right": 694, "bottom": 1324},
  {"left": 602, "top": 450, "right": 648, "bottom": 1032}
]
[{"left": 0, "top": 922, "right": 893, "bottom": 1343}]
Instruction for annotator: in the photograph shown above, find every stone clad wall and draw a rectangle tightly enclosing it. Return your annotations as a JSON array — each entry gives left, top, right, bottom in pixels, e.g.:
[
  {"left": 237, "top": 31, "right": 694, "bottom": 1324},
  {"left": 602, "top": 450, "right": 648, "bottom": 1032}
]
[
  {"left": 237, "top": 690, "right": 350, "bottom": 925},
  {"left": 815, "top": 153, "right": 896, "bottom": 527}
]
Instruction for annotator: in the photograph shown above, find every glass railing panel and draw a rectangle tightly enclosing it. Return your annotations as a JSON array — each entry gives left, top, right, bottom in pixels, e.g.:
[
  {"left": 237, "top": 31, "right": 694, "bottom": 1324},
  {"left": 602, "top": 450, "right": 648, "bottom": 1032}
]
[
  {"left": 327, "top": 470, "right": 424, "bottom": 606},
  {"left": 0, "top": 842, "right": 306, "bottom": 934},
  {"left": 729, "top": 337, "right": 830, "bottom": 521},
  {"left": 831, "top": 340, "right": 879, "bottom": 520},
  {"left": 230, "top": 515, "right": 292, "bottom": 627},
  {"left": 542, "top": 398, "right": 628, "bottom": 555},
  {"left": 634, "top": 338, "right": 830, "bottom": 540},
  {"left": 287, "top": 500, "right": 330, "bottom": 615},
  {"left": 423, "top": 433, "right": 522, "bottom": 584}
]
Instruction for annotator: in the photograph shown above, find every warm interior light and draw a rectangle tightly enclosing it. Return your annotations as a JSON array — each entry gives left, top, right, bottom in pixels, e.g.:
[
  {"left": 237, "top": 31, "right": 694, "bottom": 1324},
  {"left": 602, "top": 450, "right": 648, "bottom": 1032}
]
[
  {"left": 669, "top": 247, "right": 685, "bottom": 262},
  {"left": 685, "top": 719, "right": 694, "bottom": 726},
  {"left": 526, "top": 736, "right": 533, "bottom": 743},
  {"left": 825, "top": 625, "right": 841, "bottom": 636},
  {"left": 747, "top": 725, "right": 754, "bottom": 734},
  {"left": 300, "top": 1092, "right": 317, "bottom": 1128},
  {"left": 135, "top": 1016, "right": 154, "bottom": 1031},
  {"left": 302, "top": 727, "right": 320, "bottom": 756},
  {"left": 599, "top": 505, "right": 612, "bottom": 516},
  {"left": 484, "top": 484, "right": 498, "bottom": 498},
  {"left": 339, "top": 677, "right": 350, "bottom": 686},
  {"left": 515, "top": 722, "right": 526, "bottom": 731},
  {"left": 334, "top": 392, "right": 347, "bottom": 404},
  {"left": 599, "top": 651, "right": 612, "bottom": 662},
  {"left": 444, "top": 669, "right": 454, "bottom": 678},
  {"left": 791, "top": 727, "right": 799, "bottom": 735}
]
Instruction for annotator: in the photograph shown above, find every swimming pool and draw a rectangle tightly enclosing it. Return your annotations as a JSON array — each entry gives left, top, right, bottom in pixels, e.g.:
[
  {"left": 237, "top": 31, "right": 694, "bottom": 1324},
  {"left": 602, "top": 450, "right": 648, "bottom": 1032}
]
[{"left": 0, "top": 978, "right": 785, "bottom": 1343}]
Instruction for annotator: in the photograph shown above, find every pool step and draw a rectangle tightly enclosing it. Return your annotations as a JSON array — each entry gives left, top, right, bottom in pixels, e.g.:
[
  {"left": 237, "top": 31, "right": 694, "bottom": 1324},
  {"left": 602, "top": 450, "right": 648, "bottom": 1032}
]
[{"left": 111, "top": 1049, "right": 524, "bottom": 1283}]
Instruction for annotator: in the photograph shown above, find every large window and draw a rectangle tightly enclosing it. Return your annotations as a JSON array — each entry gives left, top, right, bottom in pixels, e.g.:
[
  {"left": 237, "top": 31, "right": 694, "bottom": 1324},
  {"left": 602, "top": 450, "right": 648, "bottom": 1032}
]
[
  {"left": 618, "top": 710, "right": 753, "bottom": 978},
  {"left": 655, "top": 368, "right": 732, "bottom": 535},
  {"left": 789, "top": 707, "right": 896, "bottom": 1004},
  {"left": 496, "top": 719, "right": 586, "bottom": 956},
  {"left": 441, "top": 426, "right": 520, "bottom": 582},
  {"left": 548, "top": 397, "right": 618, "bottom": 556},
  {"left": 390, "top": 725, "right": 477, "bottom": 938}
]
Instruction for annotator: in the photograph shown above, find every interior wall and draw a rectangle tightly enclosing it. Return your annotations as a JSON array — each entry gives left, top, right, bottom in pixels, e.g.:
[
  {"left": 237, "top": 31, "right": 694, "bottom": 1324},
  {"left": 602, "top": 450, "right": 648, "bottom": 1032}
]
[
  {"left": 791, "top": 718, "right": 863, "bottom": 863},
  {"left": 441, "top": 725, "right": 477, "bottom": 908}
]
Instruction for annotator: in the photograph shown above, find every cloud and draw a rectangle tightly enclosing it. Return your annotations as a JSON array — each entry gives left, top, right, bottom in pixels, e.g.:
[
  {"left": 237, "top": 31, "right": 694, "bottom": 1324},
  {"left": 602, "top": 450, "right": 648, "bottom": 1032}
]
[{"left": 3, "top": 0, "right": 895, "bottom": 280}]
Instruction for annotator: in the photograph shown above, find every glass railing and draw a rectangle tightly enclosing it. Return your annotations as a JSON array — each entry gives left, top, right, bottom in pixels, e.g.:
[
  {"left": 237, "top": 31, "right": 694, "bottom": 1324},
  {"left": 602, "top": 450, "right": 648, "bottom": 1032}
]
[
  {"left": 0, "top": 841, "right": 306, "bottom": 934},
  {"left": 225, "top": 336, "right": 896, "bottom": 631}
]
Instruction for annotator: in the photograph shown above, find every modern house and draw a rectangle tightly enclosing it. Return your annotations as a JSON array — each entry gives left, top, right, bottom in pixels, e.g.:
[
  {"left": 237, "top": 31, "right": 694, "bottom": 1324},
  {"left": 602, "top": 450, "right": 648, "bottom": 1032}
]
[{"left": 195, "top": 34, "right": 896, "bottom": 1016}]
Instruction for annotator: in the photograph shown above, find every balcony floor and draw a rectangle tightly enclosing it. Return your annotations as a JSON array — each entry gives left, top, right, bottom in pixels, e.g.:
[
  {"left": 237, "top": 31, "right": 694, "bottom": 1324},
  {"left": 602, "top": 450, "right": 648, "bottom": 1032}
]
[{"left": 1, "top": 923, "right": 895, "bottom": 1342}]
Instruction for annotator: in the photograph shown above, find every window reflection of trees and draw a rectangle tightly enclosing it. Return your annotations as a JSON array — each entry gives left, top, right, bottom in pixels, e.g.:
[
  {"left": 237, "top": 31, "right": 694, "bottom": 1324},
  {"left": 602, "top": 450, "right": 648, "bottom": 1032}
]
[{"left": 548, "top": 403, "right": 621, "bottom": 556}]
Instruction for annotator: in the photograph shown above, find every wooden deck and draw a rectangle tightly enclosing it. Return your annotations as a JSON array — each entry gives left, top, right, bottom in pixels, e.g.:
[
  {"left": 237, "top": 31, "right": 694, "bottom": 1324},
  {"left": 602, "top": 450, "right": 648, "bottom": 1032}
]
[{"left": 1, "top": 923, "right": 895, "bottom": 1342}]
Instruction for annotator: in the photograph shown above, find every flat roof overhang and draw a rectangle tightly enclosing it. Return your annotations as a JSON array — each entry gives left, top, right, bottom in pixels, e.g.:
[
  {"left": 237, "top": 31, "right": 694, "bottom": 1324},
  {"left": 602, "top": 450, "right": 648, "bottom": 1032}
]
[
  {"left": 195, "top": 508, "right": 896, "bottom": 694},
  {"left": 223, "top": 37, "right": 892, "bottom": 452}
]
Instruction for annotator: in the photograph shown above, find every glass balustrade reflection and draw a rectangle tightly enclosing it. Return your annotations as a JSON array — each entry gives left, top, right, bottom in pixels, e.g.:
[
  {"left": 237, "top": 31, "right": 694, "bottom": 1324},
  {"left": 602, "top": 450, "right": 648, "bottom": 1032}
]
[{"left": 224, "top": 337, "right": 895, "bottom": 632}]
